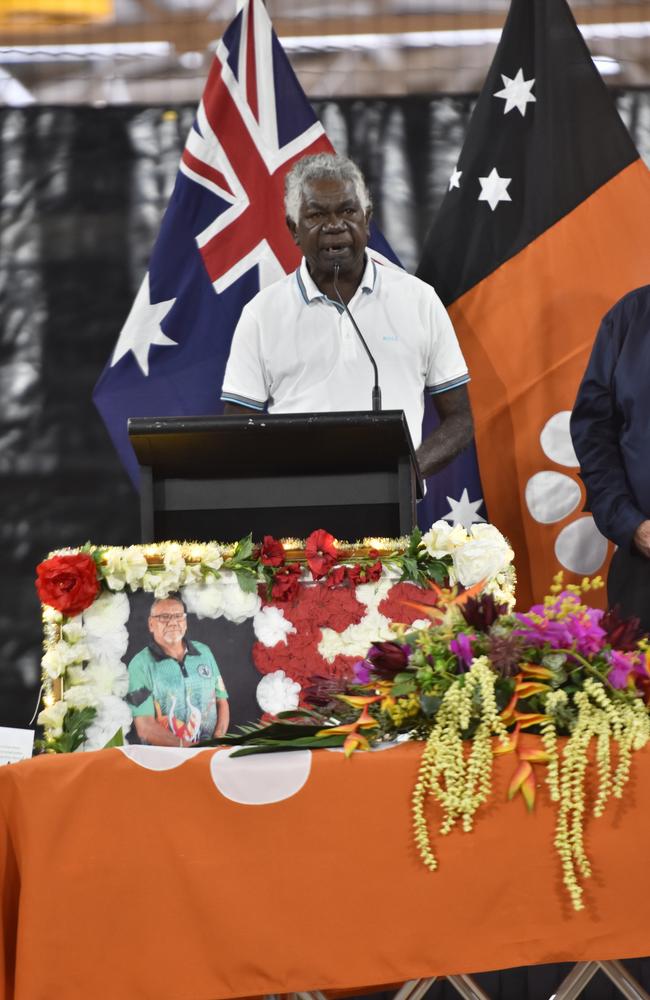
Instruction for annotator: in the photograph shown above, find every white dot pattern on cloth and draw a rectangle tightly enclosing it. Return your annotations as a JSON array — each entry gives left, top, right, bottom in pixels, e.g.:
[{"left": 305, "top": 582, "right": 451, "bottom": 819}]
[
  {"left": 525, "top": 411, "right": 608, "bottom": 574},
  {"left": 554, "top": 517, "right": 609, "bottom": 576},
  {"left": 118, "top": 745, "right": 209, "bottom": 771},
  {"left": 539, "top": 411, "right": 579, "bottom": 466},
  {"left": 525, "top": 471, "right": 581, "bottom": 524},
  {"left": 210, "top": 747, "right": 312, "bottom": 804}
]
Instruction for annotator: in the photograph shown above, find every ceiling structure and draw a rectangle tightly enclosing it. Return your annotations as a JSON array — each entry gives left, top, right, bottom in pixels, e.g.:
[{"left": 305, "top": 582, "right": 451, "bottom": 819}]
[{"left": 1, "top": 0, "right": 649, "bottom": 104}]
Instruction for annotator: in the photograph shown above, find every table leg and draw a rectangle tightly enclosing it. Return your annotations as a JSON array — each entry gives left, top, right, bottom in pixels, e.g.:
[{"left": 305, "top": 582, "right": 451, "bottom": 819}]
[{"left": 598, "top": 960, "right": 650, "bottom": 1000}]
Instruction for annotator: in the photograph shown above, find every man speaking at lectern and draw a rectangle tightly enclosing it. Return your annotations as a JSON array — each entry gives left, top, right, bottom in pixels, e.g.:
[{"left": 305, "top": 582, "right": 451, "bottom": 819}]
[{"left": 221, "top": 153, "right": 473, "bottom": 479}]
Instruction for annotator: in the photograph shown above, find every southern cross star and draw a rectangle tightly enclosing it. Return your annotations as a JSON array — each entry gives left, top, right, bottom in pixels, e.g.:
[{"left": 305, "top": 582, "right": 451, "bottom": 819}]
[
  {"left": 478, "top": 168, "right": 512, "bottom": 211},
  {"left": 494, "top": 68, "right": 536, "bottom": 116},
  {"left": 449, "top": 166, "right": 462, "bottom": 190},
  {"left": 443, "top": 488, "right": 486, "bottom": 529},
  {"left": 111, "top": 272, "right": 177, "bottom": 376}
]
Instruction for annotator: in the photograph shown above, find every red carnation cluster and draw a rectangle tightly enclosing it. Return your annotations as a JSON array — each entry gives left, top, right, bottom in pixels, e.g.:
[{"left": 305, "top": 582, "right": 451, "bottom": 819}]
[
  {"left": 35, "top": 552, "right": 100, "bottom": 617},
  {"left": 253, "top": 579, "right": 366, "bottom": 687}
]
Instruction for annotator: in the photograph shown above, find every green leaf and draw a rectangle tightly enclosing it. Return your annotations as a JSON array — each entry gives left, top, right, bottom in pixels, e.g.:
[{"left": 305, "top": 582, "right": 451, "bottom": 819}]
[
  {"left": 400, "top": 556, "right": 420, "bottom": 583},
  {"left": 233, "top": 533, "right": 254, "bottom": 562},
  {"left": 230, "top": 734, "right": 347, "bottom": 756},
  {"left": 103, "top": 728, "right": 124, "bottom": 748},
  {"left": 233, "top": 569, "right": 258, "bottom": 594},
  {"left": 391, "top": 679, "right": 417, "bottom": 697}
]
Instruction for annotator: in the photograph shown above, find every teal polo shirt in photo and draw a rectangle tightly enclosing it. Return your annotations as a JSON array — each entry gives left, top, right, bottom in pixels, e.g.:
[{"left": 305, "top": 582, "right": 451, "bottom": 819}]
[{"left": 127, "top": 638, "right": 227, "bottom": 741}]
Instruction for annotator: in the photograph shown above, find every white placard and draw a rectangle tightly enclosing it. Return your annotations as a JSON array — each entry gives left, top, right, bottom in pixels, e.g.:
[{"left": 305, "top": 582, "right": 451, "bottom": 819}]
[{"left": 0, "top": 727, "right": 35, "bottom": 766}]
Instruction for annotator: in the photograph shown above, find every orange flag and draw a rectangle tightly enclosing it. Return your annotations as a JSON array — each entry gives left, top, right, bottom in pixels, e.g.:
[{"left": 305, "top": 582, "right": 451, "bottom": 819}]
[{"left": 417, "top": 0, "right": 650, "bottom": 609}]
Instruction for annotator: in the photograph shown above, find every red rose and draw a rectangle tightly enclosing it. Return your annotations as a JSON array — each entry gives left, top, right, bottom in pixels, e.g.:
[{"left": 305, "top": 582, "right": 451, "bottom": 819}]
[
  {"left": 260, "top": 535, "right": 285, "bottom": 567},
  {"left": 305, "top": 529, "right": 338, "bottom": 579},
  {"left": 35, "top": 552, "right": 100, "bottom": 617},
  {"left": 271, "top": 565, "right": 301, "bottom": 602}
]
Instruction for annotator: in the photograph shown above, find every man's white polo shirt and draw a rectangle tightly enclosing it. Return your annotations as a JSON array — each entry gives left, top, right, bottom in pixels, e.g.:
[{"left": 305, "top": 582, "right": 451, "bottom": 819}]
[{"left": 221, "top": 257, "right": 469, "bottom": 449}]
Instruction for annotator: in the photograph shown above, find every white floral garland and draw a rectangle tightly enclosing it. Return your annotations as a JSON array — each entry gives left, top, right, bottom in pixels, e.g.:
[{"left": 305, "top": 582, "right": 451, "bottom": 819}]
[{"left": 37, "top": 522, "right": 516, "bottom": 751}]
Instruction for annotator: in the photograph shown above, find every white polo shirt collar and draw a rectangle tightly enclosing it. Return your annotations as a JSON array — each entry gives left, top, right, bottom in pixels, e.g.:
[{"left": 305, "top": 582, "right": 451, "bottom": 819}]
[{"left": 296, "top": 255, "right": 377, "bottom": 307}]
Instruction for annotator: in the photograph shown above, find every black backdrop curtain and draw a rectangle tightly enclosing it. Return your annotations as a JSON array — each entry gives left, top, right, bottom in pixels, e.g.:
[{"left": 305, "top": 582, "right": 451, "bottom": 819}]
[{"left": 2, "top": 95, "right": 650, "bottom": 997}]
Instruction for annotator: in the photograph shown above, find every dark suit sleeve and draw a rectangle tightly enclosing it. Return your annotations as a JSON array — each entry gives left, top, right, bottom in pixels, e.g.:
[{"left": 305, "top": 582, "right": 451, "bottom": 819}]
[{"left": 570, "top": 308, "right": 645, "bottom": 550}]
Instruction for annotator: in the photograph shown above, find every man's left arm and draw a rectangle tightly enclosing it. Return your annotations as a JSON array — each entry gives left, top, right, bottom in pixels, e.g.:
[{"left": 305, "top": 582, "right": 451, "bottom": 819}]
[
  {"left": 416, "top": 384, "right": 474, "bottom": 479},
  {"left": 214, "top": 698, "right": 230, "bottom": 738}
]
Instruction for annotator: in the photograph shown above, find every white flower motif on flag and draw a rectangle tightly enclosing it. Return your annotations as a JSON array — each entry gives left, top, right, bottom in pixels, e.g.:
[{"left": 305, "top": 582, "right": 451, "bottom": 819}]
[
  {"left": 442, "top": 488, "right": 486, "bottom": 529},
  {"left": 478, "top": 168, "right": 512, "bottom": 211},
  {"left": 494, "top": 68, "right": 536, "bottom": 116},
  {"left": 524, "top": 410, "right": 608, "bottom": 574}
]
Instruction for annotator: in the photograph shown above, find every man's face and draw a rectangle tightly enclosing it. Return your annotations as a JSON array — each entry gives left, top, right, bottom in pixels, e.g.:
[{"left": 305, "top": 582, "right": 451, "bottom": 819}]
[
  {"left": 288, "top": 177, "right": 370, "bottom": 283},
  {"left": 148, "top": 599, "right": 187, "bottom": 648}
]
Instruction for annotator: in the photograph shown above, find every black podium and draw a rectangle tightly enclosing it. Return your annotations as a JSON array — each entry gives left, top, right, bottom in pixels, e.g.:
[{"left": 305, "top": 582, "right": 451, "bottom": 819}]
[{"left": 128, "top": 411, "right": 423, "bottom": 543}]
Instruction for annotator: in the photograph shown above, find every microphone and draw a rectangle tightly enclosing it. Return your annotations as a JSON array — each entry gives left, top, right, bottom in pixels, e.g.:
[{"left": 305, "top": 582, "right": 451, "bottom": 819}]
[{"left": 332, "top": 263, "right": 382, "bottom": 412}]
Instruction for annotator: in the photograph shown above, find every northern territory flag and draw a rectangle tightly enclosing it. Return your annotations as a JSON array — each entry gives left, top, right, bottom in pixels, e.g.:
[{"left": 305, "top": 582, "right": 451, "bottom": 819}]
[{"left": 417, "top": 0, "right": 650, "bottom": 608}]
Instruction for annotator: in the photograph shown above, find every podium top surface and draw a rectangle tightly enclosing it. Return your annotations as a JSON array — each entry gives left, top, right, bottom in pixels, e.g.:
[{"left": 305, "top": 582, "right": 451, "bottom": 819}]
[{"left": 128, "top": 411, "right": 423, "bottom": 497}]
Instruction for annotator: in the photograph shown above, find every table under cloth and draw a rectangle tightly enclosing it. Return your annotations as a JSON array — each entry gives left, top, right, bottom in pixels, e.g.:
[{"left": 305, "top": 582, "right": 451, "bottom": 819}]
[{"left": 1, "top": 740, "right": 650, "bottom": 1000}]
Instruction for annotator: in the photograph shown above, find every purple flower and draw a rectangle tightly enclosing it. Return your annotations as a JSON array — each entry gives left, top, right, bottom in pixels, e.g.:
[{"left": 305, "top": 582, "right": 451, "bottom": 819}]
[
  {"left": 450, "top": 632, "right": 474, "bottom": 671},
  {"left": 514, "top": 593, "right": 606, "bottom": 657},
  {"left": 607, "top": 649, "right": 637, "bottom": 689},
  {"left": 366, "top": 641, "right": 410, "bottom": 679},
  {"left": 352, "top": 659, "right": 372, "bottom": 684}
]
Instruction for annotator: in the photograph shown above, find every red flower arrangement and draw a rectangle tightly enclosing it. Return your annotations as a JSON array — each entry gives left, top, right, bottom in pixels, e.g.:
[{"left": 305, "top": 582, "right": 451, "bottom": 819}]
[
  {"left": 35, "top": 553, "right": 100, "bottom": 617},
  {"left": 260, "top": 535, "right": 285, "bottom": 567},
  {"left": 305, "top": 529, "right": 338, "bottom": 579}
]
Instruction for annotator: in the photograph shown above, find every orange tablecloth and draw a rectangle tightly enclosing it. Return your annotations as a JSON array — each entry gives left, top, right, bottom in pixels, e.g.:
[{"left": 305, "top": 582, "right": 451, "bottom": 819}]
[{"left": 1, "top": 741, "right": 650, "bottom": 1000}]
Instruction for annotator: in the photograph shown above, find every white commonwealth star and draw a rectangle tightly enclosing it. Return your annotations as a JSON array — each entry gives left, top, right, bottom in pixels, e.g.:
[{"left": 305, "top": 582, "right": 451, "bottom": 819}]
[
  {"left": 443, "top": 488, "right": 486, "bottom": 529},
  {"left": 478, "top": 168, "right": 512, "bottom": 211},
  {"left": 449, "top": 167, "right": 462, "bottom": 190},
  {"left": 494, "top": 68, "right": 536, "bottom": 116},
  {"left": 111, "top": 272, "right": 177, "bottom": 376}
]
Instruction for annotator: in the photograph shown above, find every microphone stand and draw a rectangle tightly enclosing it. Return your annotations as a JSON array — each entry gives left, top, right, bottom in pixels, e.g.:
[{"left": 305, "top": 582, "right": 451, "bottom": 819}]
[{"left": 332, "top": 262, "right": 382, "bottom": 413}]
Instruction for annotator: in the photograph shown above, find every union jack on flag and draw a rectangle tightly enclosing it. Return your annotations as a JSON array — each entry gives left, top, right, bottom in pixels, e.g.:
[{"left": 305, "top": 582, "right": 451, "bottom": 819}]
[{"left": 93, "top": 0, "right": 398, "bottom": 488}]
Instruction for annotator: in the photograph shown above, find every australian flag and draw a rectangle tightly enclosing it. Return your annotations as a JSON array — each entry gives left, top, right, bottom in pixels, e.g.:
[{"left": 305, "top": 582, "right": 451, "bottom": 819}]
[{"left": 93, "top": 0, "right": 397, "bottom": 489}]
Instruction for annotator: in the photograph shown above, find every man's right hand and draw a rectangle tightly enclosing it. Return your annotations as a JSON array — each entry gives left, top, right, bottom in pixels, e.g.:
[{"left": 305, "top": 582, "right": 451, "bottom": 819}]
[{"left": 633, "top": 520, "right": 650, "bottom": 558}]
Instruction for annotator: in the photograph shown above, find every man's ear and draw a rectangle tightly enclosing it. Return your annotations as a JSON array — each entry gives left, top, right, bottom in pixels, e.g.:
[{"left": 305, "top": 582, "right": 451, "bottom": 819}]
[{"left": 286, "top": 215, "right": 299, "bottom": 244}]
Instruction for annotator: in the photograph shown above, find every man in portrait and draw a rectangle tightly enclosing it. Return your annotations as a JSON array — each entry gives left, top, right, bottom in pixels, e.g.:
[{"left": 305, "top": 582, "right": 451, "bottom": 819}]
[{"left": 126, "top": 595, "right": 230, "bottom": 746}]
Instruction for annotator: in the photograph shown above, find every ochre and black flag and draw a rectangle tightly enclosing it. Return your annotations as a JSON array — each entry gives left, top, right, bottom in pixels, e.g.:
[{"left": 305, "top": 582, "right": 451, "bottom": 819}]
[{"left": 417, "top": 0, "right": 650, "bottom": 608}]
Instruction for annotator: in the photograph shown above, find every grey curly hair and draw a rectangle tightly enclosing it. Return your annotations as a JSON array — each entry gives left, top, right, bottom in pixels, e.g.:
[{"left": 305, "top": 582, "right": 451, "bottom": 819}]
[{"left": 284, "top": 153, "right": 372, "bottom": 225}]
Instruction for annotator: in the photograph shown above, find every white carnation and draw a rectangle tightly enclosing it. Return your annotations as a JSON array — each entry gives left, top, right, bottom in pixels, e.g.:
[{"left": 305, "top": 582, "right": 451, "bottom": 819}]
[
  {"left": 37, "top": 700, "right": 68, "bottom": 735},
  {"left": 85, "top": 626, "right": 129, "bottom": 665},
  {"left": 453, "top": 535, "right": 514, "bottom": 588},
  {"left": 256, "top": 670, "right": 301, "bottom": 715},
  {"left": 355, "top": 575, "right": 393, "bottom": 608},
  {"left": 421, "top": 520, "right": 469, "bottom": 557},
  {"left": 182, "top": 571, "right": 260, "bottom": 623},
  {"left": 318, "top": 608, "right": 393, "bottom": 662},
  {"left": 182, "top": 579, "right": 225, "bottom": 619},
  {"left": 84, "top": 659, "right": 129, "bottom": 698},
  {"left": 83, "top": 590, "right": 130, "bottom": 637},
  {"left": 253, "top": 606, "right": 296, "bottom": 647},
  {"left": 64, "top": 683, "right": 100, "bottom": 710},
  {"left": 82, "top": 695, "right": 133, "bottom": 750},
  {"left": 219, "top": 572, "right": 261, "bottom": 623}
]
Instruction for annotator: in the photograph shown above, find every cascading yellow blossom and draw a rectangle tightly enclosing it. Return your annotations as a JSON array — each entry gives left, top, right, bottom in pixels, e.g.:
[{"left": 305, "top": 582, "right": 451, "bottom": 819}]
[{"left": 412, "top": 657, "right": 509, "bottom": 870}]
